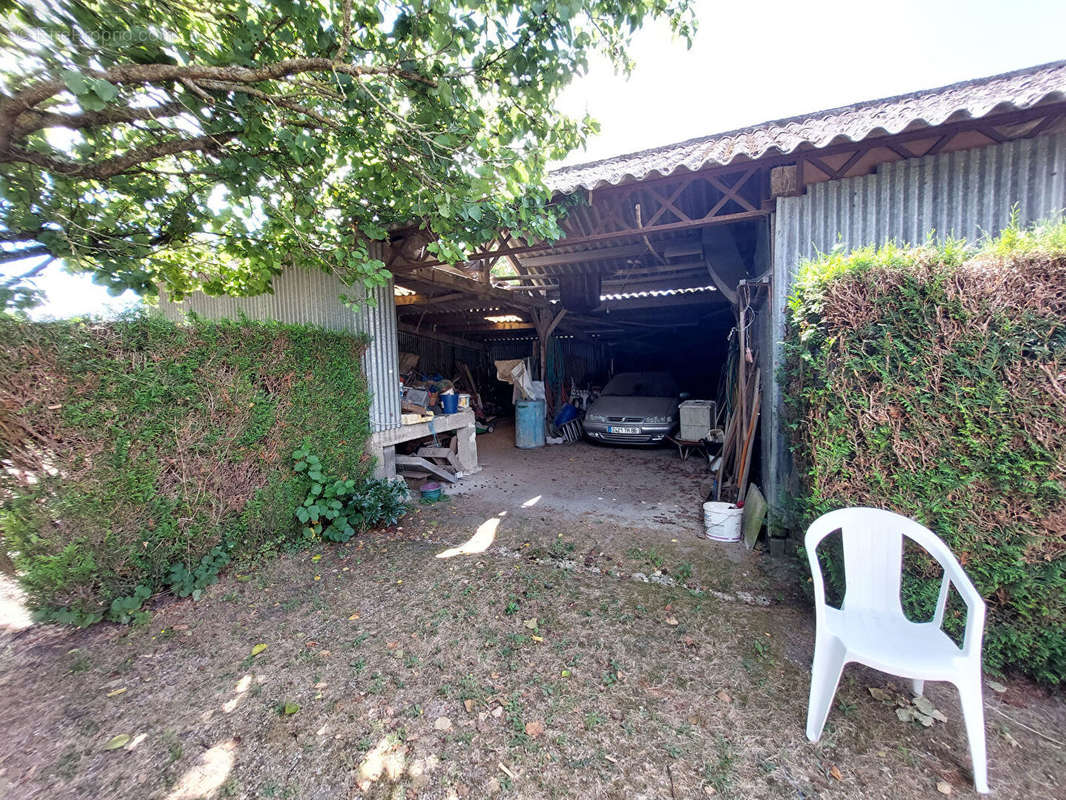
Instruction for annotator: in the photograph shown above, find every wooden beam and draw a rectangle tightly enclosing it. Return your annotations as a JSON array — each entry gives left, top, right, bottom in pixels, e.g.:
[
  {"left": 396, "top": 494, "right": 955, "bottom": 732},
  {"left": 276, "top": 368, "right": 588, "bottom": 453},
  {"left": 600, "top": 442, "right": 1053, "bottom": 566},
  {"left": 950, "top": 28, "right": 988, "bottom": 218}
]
[
  {"left": 390, "top": 207, "right": 767, "bottom": 271},
  {"left": 519, "top": 242, "right": 657, "bottom": 268},
  {"left": 432, "top": 320, "right": 536, "bottom": 332},
  {"left": 400, "top": 268, "right": 545, "bottom": 312},
  {"left": 397, "top": 323, "right": 485, "bottom": 350},
  {"left": 395, "top": 291, "right": 468, "bottom": 306}
]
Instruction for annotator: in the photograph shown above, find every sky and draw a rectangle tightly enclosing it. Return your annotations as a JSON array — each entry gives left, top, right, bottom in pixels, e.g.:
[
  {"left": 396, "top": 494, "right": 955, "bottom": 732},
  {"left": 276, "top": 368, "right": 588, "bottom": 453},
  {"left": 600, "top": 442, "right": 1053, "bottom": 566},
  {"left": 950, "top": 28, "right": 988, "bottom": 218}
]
[{"left": 8, "top": 0, "right": 1066, "bottom": 318}]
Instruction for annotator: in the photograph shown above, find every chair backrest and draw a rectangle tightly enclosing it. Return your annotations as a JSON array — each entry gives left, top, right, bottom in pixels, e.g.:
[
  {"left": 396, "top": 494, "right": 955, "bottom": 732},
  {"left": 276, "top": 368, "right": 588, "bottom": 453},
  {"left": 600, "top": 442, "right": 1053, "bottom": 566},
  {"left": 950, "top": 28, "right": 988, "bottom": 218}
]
[{"left": 805, "top": 507, "right": 955, "bottom": 615}]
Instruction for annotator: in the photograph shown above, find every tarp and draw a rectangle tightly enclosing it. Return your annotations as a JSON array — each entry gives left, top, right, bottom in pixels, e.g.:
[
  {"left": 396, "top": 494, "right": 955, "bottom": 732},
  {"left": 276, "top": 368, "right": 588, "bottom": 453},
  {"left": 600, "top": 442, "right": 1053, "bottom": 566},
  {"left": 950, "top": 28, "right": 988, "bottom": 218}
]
[{"left": 495, "top": 359, "right": 535, "bottom": 402}]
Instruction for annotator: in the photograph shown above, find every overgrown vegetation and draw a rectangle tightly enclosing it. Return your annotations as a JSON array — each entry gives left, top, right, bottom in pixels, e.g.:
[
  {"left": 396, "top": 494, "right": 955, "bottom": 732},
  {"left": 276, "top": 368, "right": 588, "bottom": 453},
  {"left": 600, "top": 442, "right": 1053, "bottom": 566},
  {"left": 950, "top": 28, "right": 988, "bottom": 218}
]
[
  {"left": 0, "top": 314, "right": 406, "bottom": 624},
  {"left": 783, "top": 218, "right": 1066, "bottom": 684},
  {"left": 293, "top": 449, "right": 408, "bottom": 542}
]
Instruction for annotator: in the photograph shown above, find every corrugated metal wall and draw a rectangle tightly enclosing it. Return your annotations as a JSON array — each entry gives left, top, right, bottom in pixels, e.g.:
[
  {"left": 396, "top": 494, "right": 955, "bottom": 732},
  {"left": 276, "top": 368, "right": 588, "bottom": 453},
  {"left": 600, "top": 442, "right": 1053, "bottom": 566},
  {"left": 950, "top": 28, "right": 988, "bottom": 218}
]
[
  {"left": 158, "top": 246, "right": 401, "bottom": 432},
  {"left": 768, "top": 132, "right": 1066, "bottom": 526},
  {"left": 398, "top": 330, "right": 484, "bottom": 378},
  {"left": 486, "top": 338, "right": 539, "bottom": 363}
]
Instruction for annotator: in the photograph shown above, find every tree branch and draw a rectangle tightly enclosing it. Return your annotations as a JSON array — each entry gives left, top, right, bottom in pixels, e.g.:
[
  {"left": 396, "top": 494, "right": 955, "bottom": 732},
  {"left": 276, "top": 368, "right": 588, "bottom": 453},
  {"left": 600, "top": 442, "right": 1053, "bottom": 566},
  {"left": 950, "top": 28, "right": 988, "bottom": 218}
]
[
  {"left": 3, "top": 130, "right": 242, "bottom": 180},
  {"left": 0, "top": 246, "right": 52, "bottom": 266},
  {"left": 13, "top": 101, "right": 189, "bottom": 139},
  {"left": 0, "top": 58, "right": 433, "bottom": 152},
  {"left": 195, "top": 80, "right": 340, "bottom": 129}
]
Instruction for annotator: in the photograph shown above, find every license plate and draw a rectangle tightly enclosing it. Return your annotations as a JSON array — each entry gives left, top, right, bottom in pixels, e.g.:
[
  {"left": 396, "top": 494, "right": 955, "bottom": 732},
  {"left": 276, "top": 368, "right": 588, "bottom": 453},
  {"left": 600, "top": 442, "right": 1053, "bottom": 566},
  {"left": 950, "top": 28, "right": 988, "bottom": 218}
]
[{"left": 608, "top": 426, "right": 642, "bottom": 434}]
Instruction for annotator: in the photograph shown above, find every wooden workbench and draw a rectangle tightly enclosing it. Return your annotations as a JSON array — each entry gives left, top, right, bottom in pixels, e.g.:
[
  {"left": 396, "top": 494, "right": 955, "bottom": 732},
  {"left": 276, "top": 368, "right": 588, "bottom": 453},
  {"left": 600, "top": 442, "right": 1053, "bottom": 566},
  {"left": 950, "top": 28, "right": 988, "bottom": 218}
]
[{"left": 366, "top": 410, "right": 480, "bottom": 480}]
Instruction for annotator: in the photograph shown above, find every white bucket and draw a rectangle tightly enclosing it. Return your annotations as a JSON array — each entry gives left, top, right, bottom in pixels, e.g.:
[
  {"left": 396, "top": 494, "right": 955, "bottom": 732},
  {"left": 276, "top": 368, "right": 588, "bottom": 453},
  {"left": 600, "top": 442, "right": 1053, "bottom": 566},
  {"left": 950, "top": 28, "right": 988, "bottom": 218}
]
[{"left": 703, "top": 501, "right": 742, "bottom": 542}]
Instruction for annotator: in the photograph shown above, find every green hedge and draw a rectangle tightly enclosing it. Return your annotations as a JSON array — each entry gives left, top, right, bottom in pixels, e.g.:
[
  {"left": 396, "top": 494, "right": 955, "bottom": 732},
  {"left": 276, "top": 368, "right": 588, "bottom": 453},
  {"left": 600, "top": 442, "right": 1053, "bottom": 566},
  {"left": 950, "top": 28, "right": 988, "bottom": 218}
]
[
  {"left": 783, "top": 220, "right": 1066, "bottom": 684},
  {"left": 0, "top": 314, "right": 374, "bottom": 624}
]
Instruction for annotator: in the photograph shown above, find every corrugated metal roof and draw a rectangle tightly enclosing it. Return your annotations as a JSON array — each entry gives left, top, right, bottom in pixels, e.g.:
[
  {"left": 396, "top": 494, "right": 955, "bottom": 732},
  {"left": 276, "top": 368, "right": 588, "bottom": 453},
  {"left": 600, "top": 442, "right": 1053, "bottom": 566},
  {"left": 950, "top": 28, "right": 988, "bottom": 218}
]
[
  {"left": 549, "top": 60, "right": 1066, "bottom": 194},
  {"left": 599, "top": 285, "right": 716, "bottom": 301}
]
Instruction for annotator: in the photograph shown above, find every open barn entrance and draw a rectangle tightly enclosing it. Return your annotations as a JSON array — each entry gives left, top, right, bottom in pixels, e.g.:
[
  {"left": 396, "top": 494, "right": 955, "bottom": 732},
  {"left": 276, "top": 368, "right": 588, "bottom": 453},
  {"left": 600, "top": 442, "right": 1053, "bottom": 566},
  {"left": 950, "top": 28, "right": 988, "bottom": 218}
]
[
  {"left": 388, "top": 205, "right": 770, "bottom": 537},
  {"left": 385, "top": 151, "right": 774, "bottom": 538}
]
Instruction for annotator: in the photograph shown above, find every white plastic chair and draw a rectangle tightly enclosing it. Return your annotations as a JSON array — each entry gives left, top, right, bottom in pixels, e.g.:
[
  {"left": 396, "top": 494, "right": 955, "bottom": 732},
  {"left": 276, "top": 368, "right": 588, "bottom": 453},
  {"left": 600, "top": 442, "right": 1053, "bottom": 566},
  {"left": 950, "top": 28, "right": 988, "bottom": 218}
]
[{"left": 804, "top": 508, "right": 989, "bottom": 793}]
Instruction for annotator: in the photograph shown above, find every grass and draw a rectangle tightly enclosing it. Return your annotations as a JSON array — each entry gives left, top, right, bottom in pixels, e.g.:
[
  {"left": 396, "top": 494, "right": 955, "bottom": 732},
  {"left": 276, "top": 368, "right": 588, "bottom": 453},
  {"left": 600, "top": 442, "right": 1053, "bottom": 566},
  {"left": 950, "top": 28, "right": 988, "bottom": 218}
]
[{"left": 0, "top": 503, "right": 1062, "bottom": 799}]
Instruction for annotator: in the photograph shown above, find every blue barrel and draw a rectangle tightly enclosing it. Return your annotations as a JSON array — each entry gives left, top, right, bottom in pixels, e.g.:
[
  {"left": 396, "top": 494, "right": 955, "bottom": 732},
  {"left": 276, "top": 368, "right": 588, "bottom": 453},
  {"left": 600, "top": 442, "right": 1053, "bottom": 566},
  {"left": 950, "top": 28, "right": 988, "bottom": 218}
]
[
  {"left": 441, "top": 393, "right": 459, "bottom": 414},
  {"left": 515, "top": 399, "right": 545, "bottom": 449}
]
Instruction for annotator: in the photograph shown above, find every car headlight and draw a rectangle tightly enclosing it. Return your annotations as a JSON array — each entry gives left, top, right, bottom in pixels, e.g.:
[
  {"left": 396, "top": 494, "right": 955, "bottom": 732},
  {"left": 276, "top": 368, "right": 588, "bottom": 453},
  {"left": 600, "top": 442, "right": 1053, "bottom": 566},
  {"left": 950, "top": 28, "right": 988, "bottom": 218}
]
[
  {"left": 645, "top": 415, "right": 669, "bottom": 424},
  {"left": 587, "top": 413, "right": 606, "bottom": 423}
]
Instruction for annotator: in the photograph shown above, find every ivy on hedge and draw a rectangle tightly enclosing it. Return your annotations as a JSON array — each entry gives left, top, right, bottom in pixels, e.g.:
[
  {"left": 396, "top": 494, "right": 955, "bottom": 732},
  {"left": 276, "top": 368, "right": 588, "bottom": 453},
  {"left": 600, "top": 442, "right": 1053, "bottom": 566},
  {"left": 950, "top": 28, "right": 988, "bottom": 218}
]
[
  {"left": 783, "top": 219, "right": 1066, "bottom": 684},
  {"left": 0, "top": 313, "right": 392, "bottom": 624}
]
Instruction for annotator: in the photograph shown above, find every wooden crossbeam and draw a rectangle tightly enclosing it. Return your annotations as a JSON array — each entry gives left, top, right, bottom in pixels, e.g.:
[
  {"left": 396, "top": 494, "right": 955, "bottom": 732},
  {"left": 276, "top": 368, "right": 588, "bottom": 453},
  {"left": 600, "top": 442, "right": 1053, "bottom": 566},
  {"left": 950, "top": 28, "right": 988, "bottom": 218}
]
[
  {"left": 401, "top": 268, "right": 544, "bottom": 312},
  {"left": 389, "top": 102, "right": 1066, "bottom": 277},
  {"left": 706, "top": 168, "right": 758, "bottom": 215},
  {"left": 519, "top": 242, "right": 656, "bottom": 268},
  {"left": 395, "top": 291, "right": 468, "bottom": 306},
  {"left": 643, "top": 178, "right": 694, "bottom": 227},
  {"left": 427, "top": 319, "right": 535, "bottom": 331}
]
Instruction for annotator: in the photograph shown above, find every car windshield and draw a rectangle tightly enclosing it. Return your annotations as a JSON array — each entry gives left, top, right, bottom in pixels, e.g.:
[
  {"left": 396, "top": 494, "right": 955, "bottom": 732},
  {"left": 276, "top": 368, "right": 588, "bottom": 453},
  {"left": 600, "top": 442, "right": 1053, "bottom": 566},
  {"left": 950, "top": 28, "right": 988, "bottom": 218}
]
[{"left": 602, "top": 373, "right": 678, "bottom": 398}]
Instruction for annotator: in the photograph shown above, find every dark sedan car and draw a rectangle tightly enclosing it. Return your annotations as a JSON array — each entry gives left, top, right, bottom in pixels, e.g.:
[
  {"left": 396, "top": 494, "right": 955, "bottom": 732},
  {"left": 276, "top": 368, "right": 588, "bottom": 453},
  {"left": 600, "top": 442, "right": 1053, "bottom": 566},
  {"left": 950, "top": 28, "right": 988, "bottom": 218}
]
[{"left": 583, "top": 372, "right": 681, "bottom": 445}]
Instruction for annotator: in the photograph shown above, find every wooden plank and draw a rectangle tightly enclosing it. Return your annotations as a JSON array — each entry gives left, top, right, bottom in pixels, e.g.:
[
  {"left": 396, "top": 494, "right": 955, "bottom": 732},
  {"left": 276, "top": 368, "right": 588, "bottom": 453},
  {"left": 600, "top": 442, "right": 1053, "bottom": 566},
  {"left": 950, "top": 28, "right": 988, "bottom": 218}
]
[
  {"left": 396, "top": 291, "right": 468, "bottom": 306},
  {"left": 397, "top": 323, "right": 484, "bottom": 350},
  {"left": 736, "top": 371, "right": 762, "bottom": 504},
  {"left": 395, "top": 455, "right": 458, "bottom": 483}
]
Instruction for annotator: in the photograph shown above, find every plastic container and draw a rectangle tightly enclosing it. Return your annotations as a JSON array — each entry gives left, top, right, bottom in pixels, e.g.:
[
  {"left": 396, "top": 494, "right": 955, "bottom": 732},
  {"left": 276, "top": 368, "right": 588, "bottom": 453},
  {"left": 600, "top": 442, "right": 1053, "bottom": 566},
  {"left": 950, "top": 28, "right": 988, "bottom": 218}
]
[
  {"left": 680, "top": 400, "right": 716, "bottom": 441},
  {"left": 420, "top": 482, "right": 443, "bottom": 502},
  {"left": 515, "top": 399, "right": 546, "bottom": 449},
  {"left": 703, "top": 501, "right": 742, "bottom": 542},
  {"left": 441, "top": 393, "right": 459, "bottom": 414},
  {"left": 458, "top": 393, "right": 471, "bottom": 409},
  {"left": 553, "top": 402, "right": 578, "bottom": 428}
]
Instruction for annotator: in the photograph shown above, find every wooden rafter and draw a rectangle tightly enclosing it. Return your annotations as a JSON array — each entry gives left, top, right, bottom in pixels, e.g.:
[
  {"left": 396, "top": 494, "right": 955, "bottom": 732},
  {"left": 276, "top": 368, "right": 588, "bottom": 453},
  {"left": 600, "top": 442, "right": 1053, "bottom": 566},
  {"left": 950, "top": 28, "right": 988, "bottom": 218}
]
[
  {"left": 395, "top": 291, "right": 468, "bottom": 306},
  {"left": 388, "top": 104, "right": 1066, "bottom": 280}
]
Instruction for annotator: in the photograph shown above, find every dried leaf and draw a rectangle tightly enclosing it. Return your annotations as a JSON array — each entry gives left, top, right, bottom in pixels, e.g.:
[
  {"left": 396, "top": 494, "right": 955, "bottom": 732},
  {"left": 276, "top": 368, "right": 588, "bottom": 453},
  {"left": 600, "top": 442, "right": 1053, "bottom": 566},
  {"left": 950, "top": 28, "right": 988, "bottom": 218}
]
[
  {"left": 463, "top": 699, "right": 475, "bottom": 713},
  {"left": 913, "top": 695, "right": 936, "bottom": 716},
  {"left": 283, "top": 702, "right": 299, "bottom": 715},
  {"left": 896, "top": 707, "right": 914, "bottom": 723},
  {"left": 250, "top": 643, "right": 268, "bottom": 656},
  {"left": 665, "top": 616, "right": 679, "bottom": 626},
  {"left": 1001, "top": 729, "right": 1020, "bottom": 748},
  {"left": 987, "top": 680, "right": 1007, "bottom": 693},
  {"left": 106, "top": 687, "right": 127, "bottom": 698},
  {"left": 931, "top": 709, "right": 948, "bottom": 723},
  {"left": 434, "top": 717, "right": 452, "bottom": 731},
  {"left": 103, "top": 734, "right": 130, "bottom": 750},
  {"left": 829, "top": 765, "right": 843, "bottom": 781},
  {"left": 348, "top": 613, "right": 360, "bottom": 620},
  {"left": 523, "top": 617, "right": 538, "bottom": 630},
  {"left": 524, "top": 720, "right": 545, "bottom": 738},
  {"left": 936, "top": 779, "right": 953, "bottom": 795},
  {"left": 530, "top": 634, "right": 544, "bottom": 643},
  {"left": 915, "top": 712, "right": 934, "bottom": 727},
  {"left": 716, "top": 690, "right": 732, "bottom": 704},
  {"left": 868, "top": 687, "right": 893, "bottom": 702}
]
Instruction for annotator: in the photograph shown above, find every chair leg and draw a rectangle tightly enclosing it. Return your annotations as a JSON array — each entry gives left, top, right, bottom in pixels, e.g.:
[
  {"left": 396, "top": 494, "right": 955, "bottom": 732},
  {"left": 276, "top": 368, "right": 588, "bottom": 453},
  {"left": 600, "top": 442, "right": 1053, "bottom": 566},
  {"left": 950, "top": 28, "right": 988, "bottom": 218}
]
[
  {"left": 912, "top": 679, "right": 925, "bottom": 697},
  {"left": 806, "top": 635, "right": 847, "bottom": 742},
  {"left": 957, "top": 672, "right": 989, "bottom": 793}
]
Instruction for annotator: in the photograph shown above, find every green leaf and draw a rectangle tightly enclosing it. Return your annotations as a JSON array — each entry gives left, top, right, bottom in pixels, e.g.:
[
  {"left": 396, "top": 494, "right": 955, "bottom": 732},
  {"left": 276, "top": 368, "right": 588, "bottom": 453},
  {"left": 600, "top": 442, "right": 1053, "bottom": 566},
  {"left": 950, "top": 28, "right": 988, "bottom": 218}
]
[
  {"left": 283, "top": 702, "right": 299, "bottom": 715},
  {"left": 79, "top": 94, "right": 107, "bottom": 112},
  {"left": 61, "top": 69, "right": 88, "bottom": 96},
  {"left": 90, "top": 78, "right": 118, "bottom": 102},
  {"left": 103, "top": 734, "right": 131, "bottom": 751},
  {"left": 251, "top": 643, "right": 268, "bottom": 656}
]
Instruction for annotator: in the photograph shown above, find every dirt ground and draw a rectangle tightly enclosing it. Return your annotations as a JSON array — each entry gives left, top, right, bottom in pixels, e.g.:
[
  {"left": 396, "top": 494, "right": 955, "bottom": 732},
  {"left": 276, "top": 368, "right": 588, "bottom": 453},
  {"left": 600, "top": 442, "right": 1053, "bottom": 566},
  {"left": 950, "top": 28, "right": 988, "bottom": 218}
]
[{"left": 1, "top": 427, "right": 1063, "bottom": 800}]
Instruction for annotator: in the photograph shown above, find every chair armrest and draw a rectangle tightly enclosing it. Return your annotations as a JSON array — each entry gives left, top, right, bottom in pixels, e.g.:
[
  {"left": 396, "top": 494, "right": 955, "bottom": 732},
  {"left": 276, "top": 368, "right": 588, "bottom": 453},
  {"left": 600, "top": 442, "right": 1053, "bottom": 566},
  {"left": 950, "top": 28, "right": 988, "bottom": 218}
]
[
  {"left": 928, "top": 548, "right": 986, "bottom": 659},
  {"left": 804, "top": 510, "right": 852, "bottom": 624}
]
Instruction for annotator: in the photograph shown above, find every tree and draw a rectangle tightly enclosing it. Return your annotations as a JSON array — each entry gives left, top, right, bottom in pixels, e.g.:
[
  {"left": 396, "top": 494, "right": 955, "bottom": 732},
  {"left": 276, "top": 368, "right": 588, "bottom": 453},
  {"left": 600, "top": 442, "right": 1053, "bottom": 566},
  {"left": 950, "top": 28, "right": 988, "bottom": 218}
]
[{"left": 0, "top": 0, "right": 694, "bottom": 306}]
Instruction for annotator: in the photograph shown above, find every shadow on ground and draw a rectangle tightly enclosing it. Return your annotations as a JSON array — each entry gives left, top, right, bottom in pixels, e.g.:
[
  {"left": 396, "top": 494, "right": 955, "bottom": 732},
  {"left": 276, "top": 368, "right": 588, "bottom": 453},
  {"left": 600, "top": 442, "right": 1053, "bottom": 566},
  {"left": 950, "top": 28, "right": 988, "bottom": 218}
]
[{"left": 1, "top": 433, "right": 1063, "bottom": 799}]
